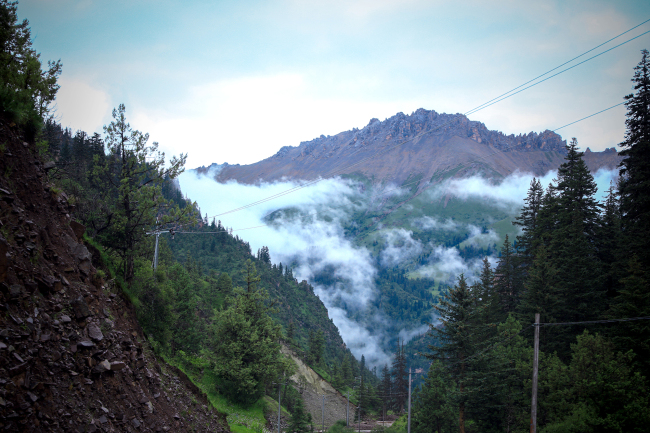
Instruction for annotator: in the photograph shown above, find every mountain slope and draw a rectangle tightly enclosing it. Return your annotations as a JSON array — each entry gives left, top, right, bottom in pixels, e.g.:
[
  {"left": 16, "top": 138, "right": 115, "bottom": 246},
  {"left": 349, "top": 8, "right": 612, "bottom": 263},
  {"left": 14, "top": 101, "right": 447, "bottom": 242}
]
[
  {"left": 164, "top": 223, "right": 354, "bottom": 367},
  {"left": 0, "top": 117, "right": 229, "bottom": 432},
  {"left": 199, "top": 108, "right": 620, "bottom": 186}
]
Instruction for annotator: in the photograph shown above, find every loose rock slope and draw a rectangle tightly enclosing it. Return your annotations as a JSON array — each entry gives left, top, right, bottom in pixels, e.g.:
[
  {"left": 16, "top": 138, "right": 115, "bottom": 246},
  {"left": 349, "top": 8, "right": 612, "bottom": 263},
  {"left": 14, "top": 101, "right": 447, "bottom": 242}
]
[{"left": 0, "top": 118, "right": 229, "bottom": 432}]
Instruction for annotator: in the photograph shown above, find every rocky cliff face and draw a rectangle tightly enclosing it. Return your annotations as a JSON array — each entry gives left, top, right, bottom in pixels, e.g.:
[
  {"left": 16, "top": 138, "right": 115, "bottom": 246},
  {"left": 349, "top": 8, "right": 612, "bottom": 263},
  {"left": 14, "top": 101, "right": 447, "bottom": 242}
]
[
  {"left": 0, "top": 118, "right": 229, "bottom": 432},
  {"left": 202, "top": 108, "right": 620, "bottom": 186}
]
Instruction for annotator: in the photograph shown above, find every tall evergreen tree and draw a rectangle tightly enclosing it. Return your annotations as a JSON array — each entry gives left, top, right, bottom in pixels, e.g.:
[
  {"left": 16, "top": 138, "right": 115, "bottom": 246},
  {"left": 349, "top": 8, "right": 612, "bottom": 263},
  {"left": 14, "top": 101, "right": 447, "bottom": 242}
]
[
  {"left": 530, "top": 138, "right": 603, "bottom": 353},
  {"left": 552, "top": 139, "right": 603, "bottom": 323},
  {"left": 512, "top": 177, "right": 544, "bottom": 268},
  {"left": 412, "top": 360, "right": 456, "bottom": 433},
  {"left": 92, "top": 104, "right": 193, "bottom": 280},
  {"left": 618, "top": 49, "right": 650, "bottom": 269},
  {"left": 494, "top": 235, "right": 522, "bottom": 318},
  {"left": 426, "top": 274, "right": 475, "bottom": 433},
  {"left": 476, "top": 257, "right": 499, "bottom": 331},
  {"left": 379, "top": 364, "right": 392, "bottom": 413},
  {"left": 210, "top": 260, "right": 285, "bottom": 404},
  {"left": 597, "top": 184, "right": 624, "bottom": 299},
  {"left": 0, "top": 0, "right": 61, "bottom": 136},
  {"left": 391, "top": 339, "right": 408, "bottom": 413},
  {"left": 613, "top": 49, "right": 650, "bottom": 378}
]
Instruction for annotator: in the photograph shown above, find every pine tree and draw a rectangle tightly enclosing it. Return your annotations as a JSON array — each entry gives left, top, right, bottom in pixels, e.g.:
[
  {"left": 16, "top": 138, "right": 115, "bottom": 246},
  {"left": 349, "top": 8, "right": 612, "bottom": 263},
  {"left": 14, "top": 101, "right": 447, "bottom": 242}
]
[
  {"left": 92, "top": 104, "right": 193, "bottom": 281},
  {"left": 426, "top": 274, "right": 475, "bottom": 433},
  {"left": 307, "top": 329, "right": 325, "bottom": 365},
  {"left": 412, "top": 360, "right": 456, "bottom": 433},
  {"left": 494, "top": 235, "right": 522, "bottom": 318},
  {"left": 379, "top": 364, "right": 392, "bottom": 413},
  {"left": 475, "top": 257, "right": 499, "bottom": 331},
  {"left": 619, "top": 49, "right": 650, "bottom": 269},
  {"left": 0, "top": 0, "right": 61, "bottom": 135},
  {"left": 211, "top": 260, "right": 284, "bottom": 404},
  {"left": 341, "top": 354, "right": 353, "bottom": 384},
  {"left": 523, "top": 138, "right": 604, "bottom": 358},
  {"left": 288, "top": 396, "right": 311, "bottom": 433},
  {"left": 552, "top": 138, "right": 603, "bottom": 322},
  {"left": 513, "top": 177, "right": 544, "bottom": 268},
  {"left": 597, "top": 184, "right": 624, "bottom": 299},
  {"left": 391, "top": 339, "right": 408, "bottom": 413},
  {"left": 612, "top": 49, "right": 650, "bottom": 378},
  {"left": 609, "top": 256, "right": 650, "bottom": 377}
]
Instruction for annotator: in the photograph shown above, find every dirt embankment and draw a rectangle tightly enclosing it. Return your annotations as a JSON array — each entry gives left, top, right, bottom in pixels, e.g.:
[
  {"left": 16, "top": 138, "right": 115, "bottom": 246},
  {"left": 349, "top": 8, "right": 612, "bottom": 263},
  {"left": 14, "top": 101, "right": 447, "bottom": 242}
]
[{"left": 0, "top": 117, "right": 229, "bottom": 432}]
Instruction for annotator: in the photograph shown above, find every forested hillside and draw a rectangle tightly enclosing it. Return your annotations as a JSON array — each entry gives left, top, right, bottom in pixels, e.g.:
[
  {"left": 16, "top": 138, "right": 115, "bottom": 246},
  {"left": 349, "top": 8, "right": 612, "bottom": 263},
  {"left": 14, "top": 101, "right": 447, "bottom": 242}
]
[
  {"left": 410, "top": 50, "right": 650, "bottom": 433},
  {"left": 0, "top": 3, "right": 230, "bottom": 431}
]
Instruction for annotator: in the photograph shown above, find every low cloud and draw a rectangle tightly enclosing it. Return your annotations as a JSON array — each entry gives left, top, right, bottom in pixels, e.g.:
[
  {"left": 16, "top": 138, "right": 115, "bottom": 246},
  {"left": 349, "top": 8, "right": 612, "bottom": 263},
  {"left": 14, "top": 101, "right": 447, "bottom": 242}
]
[
  {"left": 178, "top": 165, "right": 619, "bottom": 367},
  {"left": 465, "top": 225, "right": 500, "bottom": 248},
  {"left": 412, "top": 216, "right": 458, "bottom": 231},
  {"left": 429, "top": 170, "right": 558, "bottom": 211},
  {"left": 379, "top": 228, "right": 423, "bottom": 268},
  {"left": 413, "top": 245, "right": 481, "bottom": 282}
]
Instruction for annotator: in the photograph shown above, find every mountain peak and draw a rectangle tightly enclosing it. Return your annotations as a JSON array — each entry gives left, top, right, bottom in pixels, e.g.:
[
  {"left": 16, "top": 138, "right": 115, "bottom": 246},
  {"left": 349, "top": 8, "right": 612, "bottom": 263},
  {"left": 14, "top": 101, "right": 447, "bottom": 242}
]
[{"left": 210, "top": 108, "right": 618, "bottom": 186}]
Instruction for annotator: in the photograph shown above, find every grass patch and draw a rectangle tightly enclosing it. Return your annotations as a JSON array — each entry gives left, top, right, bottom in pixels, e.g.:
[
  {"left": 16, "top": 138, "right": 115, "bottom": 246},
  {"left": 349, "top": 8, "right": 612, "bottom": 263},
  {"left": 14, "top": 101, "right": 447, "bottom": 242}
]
[
  {"left": 230, "top": 424, "right": 260, "bottom": 433},
  {"left": 384, "top": 414, "right": 407, "bottom": 433},
  {"left": 489, "top": 216, "right": 519, "bottom": 244},
  {"left": 166, "top": 355, "right": 272, "bottom": 433}
]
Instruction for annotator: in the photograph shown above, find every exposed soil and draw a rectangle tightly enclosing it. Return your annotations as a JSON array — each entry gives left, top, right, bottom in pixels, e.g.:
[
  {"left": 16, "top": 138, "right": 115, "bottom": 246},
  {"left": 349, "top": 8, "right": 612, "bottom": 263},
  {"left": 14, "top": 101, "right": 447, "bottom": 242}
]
[{"left": 0, "top": 117, "right": 229, "bottom": 432}]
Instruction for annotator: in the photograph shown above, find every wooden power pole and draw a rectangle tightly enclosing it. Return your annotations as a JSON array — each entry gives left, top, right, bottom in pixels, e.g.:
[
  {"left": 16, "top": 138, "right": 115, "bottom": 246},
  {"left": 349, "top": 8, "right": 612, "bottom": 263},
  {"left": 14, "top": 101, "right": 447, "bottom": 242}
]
[{"left": 531, "top": 313, "right": 540, "bottom": 433}]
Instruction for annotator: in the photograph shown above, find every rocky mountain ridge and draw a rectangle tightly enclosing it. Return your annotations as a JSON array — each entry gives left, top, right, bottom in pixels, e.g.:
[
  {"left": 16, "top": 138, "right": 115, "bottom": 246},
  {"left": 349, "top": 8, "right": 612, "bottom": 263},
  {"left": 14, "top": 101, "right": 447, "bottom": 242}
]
[
  {"left": 0, "top": 117, "right": 229, "bottom": 432},
  {"left": 198, "top": 108, "right": 620, "bottom": 186}
]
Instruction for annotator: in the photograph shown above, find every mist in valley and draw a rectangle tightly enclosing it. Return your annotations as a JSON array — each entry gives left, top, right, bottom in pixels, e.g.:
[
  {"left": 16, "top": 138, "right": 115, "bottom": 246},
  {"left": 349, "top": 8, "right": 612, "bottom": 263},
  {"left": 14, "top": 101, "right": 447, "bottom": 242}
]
[{"left": 179, "top": 166, "right": 618, "bottom": 367}]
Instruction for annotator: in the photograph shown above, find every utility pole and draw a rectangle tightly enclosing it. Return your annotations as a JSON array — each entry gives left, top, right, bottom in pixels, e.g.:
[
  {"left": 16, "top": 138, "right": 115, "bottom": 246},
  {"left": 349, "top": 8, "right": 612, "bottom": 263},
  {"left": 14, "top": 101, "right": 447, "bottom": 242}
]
[
  {"left": 145, "top": 226, "right": 175, "bottom": 270},
  {"left": 273, "top": 373, "right": 285, "bottom": 433},
  {"left": 531, "top": 313, "right": 540, "bottom": 433},
  {"left": 407, "top": 368, "right": 412, "bottom": 433},
  {"left": 152, "top": 231, "right": 160, "bottom": 269},
  {"left": 278, "top": 376, "right": 283, "bottom": 433},
  {"left": 321, "top": 394, "right": 325, "bottom": 433},
  {"left": 357, "top": 404, "right": 361, "bottom": 433},
  {"left": 346, "top": 390, "right": 350, "bottom": 427},
  {"left": 348, "top": 376, "right": 360, "bottom": 427}
]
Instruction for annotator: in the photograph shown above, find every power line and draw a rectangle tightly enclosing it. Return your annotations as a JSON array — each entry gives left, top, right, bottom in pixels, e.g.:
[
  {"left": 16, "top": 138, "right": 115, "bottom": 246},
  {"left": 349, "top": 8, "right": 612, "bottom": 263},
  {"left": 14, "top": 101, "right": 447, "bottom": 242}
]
[
  {"left": 465, "top": 29, "right": 650, "bottom": 116},
  {"left": 196, "top": 20, "right": 649, "bottom": 222},
  {"left": 534, "top": 316, "right": 650, "bottom": 327},
  {"left": 352, "top": 101, "right": 629, "bottom": 242},
  {"left": 552, "top": 102, "right": 625, "bottom": 131},
  {"left": 463, "top": 18, "right": 650, "bottom": 115},
  {"left": 172, "top": 96, "right": 629, "bottom": 237}
]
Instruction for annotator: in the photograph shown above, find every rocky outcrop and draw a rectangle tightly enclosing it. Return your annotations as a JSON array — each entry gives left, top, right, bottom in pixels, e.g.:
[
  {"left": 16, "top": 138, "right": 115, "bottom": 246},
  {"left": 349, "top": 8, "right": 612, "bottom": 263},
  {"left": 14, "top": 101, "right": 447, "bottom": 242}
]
[
  {"left": 0, "top": 116, "right": 229, "bottom": 432},
  {"left": 280, "top": 345, "right": 349, "bottom": 429},
  {"left": 205, "top": 108, "right": 621, "bottom": 187}
]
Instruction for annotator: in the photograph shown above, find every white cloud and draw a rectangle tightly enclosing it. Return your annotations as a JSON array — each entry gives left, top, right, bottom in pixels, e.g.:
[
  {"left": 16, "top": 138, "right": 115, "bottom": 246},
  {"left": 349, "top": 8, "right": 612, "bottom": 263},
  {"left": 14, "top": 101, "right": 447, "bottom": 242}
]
[
  {"left": 412, "top": 216, "right": 458, "bottom": 231},
  {"left": 379, "top": 228, "right": 423, "bottom": 268},
  {"left": 178, "top": 164, "right": 620, "bottom": 367},
  {"left": 465, "top": 225, "right": 500, "bottom": 248},
  {"left": 134, "top": 74, "right": 417, "bottom": 168},
  {"left": 55, "top": 76, "right": 111, "bottom": 134},
  {"left": 414, "top": 245, "right": 479, "bottom": 282},
  {"left": 429, "top": 170, "right": 558, "bottom": 208}
]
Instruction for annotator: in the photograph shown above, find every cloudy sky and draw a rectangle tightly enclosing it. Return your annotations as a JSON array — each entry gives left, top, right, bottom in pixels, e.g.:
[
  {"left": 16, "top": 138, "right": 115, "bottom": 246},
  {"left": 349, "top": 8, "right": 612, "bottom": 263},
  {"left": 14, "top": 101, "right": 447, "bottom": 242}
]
[{"left": 21, "top": 0, "right": 650, "bottom": 168}]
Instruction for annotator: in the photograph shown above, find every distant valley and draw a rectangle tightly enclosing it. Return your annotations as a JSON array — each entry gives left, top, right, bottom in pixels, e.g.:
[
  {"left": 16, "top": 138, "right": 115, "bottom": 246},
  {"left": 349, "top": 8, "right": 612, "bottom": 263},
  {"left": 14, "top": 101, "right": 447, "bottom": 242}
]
[{"left": 184, "top": 108, "right": 621, "bottom": 367}]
